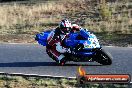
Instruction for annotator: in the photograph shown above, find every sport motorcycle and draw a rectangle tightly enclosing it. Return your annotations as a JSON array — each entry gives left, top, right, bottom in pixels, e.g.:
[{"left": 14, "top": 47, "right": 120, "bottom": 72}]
[{"left": 35, "top": 29, "right": 112, "bottom": 65}]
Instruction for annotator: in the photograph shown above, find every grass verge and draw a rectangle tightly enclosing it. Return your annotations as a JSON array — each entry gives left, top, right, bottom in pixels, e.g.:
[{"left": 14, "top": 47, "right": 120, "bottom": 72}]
[
  {"left": 0, "top": 0, "right": 131, "bottom": 35},
  {"left": 0, "top": 74, "right": 131, "bottom": 88},
  {"left": 0, "top": 0, "right": 131, "bottom": 47}
]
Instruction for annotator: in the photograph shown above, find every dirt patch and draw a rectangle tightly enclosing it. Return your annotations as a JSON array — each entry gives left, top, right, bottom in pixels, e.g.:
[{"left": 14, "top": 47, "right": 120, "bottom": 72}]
[
  {"left": 96, "top": 33, "right": 132, "bottom": 47},
  {"left": 0, "top": 34, "right": 36, "bottom": 43}
]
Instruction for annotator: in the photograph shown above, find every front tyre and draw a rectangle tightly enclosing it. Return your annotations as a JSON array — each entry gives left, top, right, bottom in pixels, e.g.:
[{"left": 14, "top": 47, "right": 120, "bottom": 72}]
[{"left": 95, "top": 49, "right": 112, "bottom": 65}]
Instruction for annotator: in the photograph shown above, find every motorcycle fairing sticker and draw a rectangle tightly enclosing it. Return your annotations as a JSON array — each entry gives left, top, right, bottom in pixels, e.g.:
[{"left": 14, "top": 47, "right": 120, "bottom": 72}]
[{"left": 84, "top": 35, "right": 100, "bottom": 49}]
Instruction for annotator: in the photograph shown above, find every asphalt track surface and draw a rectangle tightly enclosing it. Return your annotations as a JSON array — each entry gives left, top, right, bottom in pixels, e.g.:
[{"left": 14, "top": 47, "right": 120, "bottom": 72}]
[{"left": 0, "top": 44, "right": 132, "bottom": 78}]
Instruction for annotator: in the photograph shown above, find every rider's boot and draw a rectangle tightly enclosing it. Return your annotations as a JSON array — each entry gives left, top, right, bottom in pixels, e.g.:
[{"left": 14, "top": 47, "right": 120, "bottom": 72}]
[{"left": 58, "top": 56, "right": 67, "bottom": 66}]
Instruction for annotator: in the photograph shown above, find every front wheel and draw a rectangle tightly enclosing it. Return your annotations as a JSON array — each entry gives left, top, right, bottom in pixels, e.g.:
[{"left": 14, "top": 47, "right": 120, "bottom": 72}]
[{"left": 95, "top": 49, "right": 112, "bottom": 65}]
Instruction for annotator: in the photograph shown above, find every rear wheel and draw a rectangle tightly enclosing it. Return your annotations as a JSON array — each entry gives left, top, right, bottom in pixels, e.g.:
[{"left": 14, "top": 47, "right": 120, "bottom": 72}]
[{"left": 95, "top": 49, "right": 112, "bottom": 65}]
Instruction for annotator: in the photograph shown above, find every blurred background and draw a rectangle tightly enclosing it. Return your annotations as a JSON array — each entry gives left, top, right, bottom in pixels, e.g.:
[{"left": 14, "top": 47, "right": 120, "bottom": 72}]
[{"left": 0, "top": 0, "right": 131, "bottom": 46}]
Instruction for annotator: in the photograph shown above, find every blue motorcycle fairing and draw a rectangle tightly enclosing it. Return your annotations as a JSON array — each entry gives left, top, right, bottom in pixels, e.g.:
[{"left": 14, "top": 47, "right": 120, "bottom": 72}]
[
  {"left": 35, "top": 31, "right": 50, "bottom": 46},
  {"left": 35, "top": 29, "right": 101, "bottom": 57},
  {"left": 65, "top": 29, "right": 100, "bottom": 49}
]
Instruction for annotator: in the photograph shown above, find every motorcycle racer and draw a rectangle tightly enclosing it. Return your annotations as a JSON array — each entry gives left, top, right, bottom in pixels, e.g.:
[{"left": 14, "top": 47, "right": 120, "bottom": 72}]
[{"left": 46, "top": 19, "right": 72, "bottom": 65}]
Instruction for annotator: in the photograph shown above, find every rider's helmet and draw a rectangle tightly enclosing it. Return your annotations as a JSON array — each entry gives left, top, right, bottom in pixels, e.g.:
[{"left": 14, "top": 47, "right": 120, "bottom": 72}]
[
  {"left": 72, "top": 24, "right": 80, "bottom": 32},
  {"left": 59, "top": 19, "right": 72, "bottom": 34}
]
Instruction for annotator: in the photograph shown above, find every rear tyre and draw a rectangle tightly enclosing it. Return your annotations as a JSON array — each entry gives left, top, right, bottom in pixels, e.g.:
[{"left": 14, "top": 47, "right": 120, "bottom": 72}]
[{"left": 95, "top": 49, "right": 112, "bottom": 65}]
